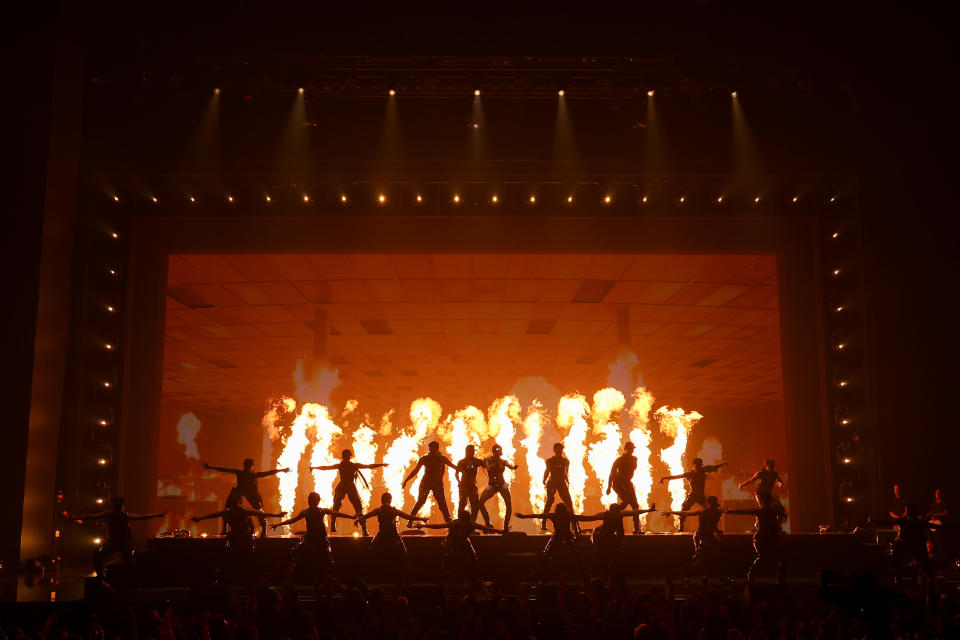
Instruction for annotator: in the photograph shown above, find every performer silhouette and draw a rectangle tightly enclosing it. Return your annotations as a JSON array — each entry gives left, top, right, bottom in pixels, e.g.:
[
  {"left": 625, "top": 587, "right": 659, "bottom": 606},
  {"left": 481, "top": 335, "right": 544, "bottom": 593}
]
[
  {"left": 664, "top": 496, "right": 725, "bottom": 577},
  {"left": 202, "top": 458, "right": 289, "bottom": 536},
  {"left": 403, "top": 441, "right": 456, "bottom": 526},
  {"left": 311, "top": 449, "right": 386, "bottom": 535},
  {"left": 873, "top": 504, "right": 941, "bottom": 583},
  {"left": 726, "top": 493, "right": 787, "bottom": 583},
  {"left": 270, "top": 492, "right": 354, "bottom": 589},
  {"left": 606, "top": 442, "right": 644, "bottom": 534},
  {"left": 68, "top": 497, "right": 166, "bottom": 579},
  {"left": 660, "top": 458, "right": 727, "bottom": 531},
  {"left": 581, "top": 503, "right": 656, "bottom": 576},
  {"left": 542, "top": 443, "right": 576, "bottom": 532},
  {"left": 478, "top": 445, "right": 518, "bottom": 531},
  {"left": 517, "top": 504, "right": 587, "bottom": 581},
  {"left": 356, "top": 492, "right": 427, "bottom": 587},
  {"left": 417, "top": 509, "right": 505, "bottom": 588},
  {"left": 738, "top": 458, "right": 783, "bottom": 507},
  {"left": 455, "top": 445, "right": 490, "bottom": 526},
  {"left": 192, "top": 493, "right": 285, "bottom": 554}
]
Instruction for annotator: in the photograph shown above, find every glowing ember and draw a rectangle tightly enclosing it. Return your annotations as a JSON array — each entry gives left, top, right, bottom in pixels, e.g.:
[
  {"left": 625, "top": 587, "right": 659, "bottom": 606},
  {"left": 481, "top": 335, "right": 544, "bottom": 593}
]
[
  {"left": 587, "top": 388, "right": 626, "bottom": 507},
  {"left": 557, "top": 394, "right": 590, "bottom": 512},
  {"left": 175, "top": 413, "right": 202, "bottom": 460},
  {"left": 520, "top": 401, "right": 547, "bottom": 513},
  {"left": 657, "top": 406, "right": 703, "bottom": 521}
]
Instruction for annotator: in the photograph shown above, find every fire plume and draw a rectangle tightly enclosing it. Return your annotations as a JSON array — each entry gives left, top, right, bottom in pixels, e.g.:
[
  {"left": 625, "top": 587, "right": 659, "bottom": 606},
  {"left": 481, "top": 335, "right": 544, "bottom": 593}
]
[
  {"left": 628, "top": 387, "right": 656, "bottom": 517},
  {"left": 276, "top": 398, "right": 314, "bottom": 518},
  {"left": 587, "top": 388, "right": 626, "bottom": 507},
  {"left": 657, "top": 406, "right": 703, "bottom": 521},
  {"left": 351, "top": 419, "right": 379, "bottom": 510},
  {"left": 308, "top": 404, "right": 344, "bottom": 508},
  {"left": 176, "top": 413, "right": 202, "bottom": 460},
  {"left": 444, "top": 406, "right": 485, "bottom": 512},
  {"left": 521, "top": 401, "right": 547, "bottom": 513},
  {"left": 557, "top": 394, "right": 590, "bottom": 512}
]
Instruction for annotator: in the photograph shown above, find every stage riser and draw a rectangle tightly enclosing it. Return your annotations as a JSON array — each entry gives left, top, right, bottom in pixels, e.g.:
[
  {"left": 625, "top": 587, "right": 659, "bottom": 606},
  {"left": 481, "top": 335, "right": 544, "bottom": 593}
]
[{"left": 107, "top": 534, "right": 885, "bottom": 586}]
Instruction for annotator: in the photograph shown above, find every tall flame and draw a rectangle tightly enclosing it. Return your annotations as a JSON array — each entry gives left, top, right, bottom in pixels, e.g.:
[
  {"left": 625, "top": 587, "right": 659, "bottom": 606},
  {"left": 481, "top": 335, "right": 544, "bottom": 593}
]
[
  {"left": 628, "top": 387, "right": 655, "bottom": 519},
  {"left": 557, "top": 394, "right": 590, "bottom": 512},
  {"left": 276, "top": 401, "right": 315, "bottom": 516},
  {"left": 381, "top": 399, "right": 440, "bottom": 515},
  {"left": 587, "top": 388, "right": 626, "bottom": 507},
  {"left": 351, "top": 419, "right": 379, "bottom": 510},
  {"left": 176, "top": 413, "right": 202, "bottom": 460},
  {"left": 656, "top": 406, "right": 703, "bottom": 522},
  {"left": 308, "top": 404, "right": 344, "bottom": 507},
  {"left": 444, "top": 406, "right": 486, "bottom": 512},
  {"left": 521, "top": 401, "right": 547, "bottom": 513}
]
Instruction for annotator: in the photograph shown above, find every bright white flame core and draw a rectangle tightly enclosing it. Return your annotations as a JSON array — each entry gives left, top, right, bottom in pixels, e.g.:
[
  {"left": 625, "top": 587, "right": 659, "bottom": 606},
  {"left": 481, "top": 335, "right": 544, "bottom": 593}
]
[
  {"left": 557, "top": 394, "right": 590, "bottom": 512},
  {"left": 521, "top": 401, "right": 547, "bottom": 513},
  {"left": 657, "top": 406, "right": 703, "bottom": 516}
]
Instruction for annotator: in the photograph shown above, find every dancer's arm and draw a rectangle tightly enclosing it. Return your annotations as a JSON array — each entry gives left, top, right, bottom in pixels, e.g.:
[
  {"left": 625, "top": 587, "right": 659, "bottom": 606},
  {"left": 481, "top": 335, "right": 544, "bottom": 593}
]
[
  {"left": 738, "top": 472, "right": 760, "bottom": 490},
  {"left": 256, "top": 468, "right": 290, "bottom": 477},
  {"left": 358, "top": 462, "right": 387, "bottom": 469},
  {"left": 309, "top": 464, "right": 340, "bottom": 471},
  {"left": 394, "top": 509, "right": 428, "bottom": 522},
  {"left": 402, "top": 460, "right": 424, "bottom": 488},
  {"left": 128, "top": 511, "right": 169, "bottom": 521},
  {"left": 201, "top": 463, "right": 240, "bottom": 475},
  {"left": 322, "top": 509, "right": 357, "bottom": 520},
  {"left": 273, "top": 510, "right": 306, "bottom": 529},
  {"left": 704, "top": 462, "right": 728, "bottom": 473},
  {"left": 192, "top": 510, "right": 229, "bottom": 522}
]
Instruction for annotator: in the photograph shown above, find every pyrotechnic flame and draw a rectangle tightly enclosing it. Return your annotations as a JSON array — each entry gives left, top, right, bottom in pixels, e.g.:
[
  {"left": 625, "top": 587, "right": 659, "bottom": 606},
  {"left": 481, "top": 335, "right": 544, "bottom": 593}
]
[
  {"left": 176, "top": 413, "right": 202, "bottom": 460},
  {"left": 697, "top": 436, "right": 723, "bottom": 466},
  {"left": 521, "top": 401, "right": 547, "bottom": 513},
  {"left": 309, "top": 404, "right": 344, "bottom": 509},
  {"left": 351, "top": 419, "right": 378, "bottom": 510},
  {"left": 276, "top": 402, "right": 316, "bottom": 517},
  {"left": 379, "top": 409, "right": 396, "bottom": 436},
  {"left": 488, "top": 396, "right": 520, "bottom": 478},
  {"left": 444, "top": 406, "right": 486, "bottom": 511},
  {"left": 381, "top": 399, "right": 441, "bottom": 515},
  {"left": 262, "top": 396, "right": 297, "bottom": 442},
  {"left": 588, "top": 388, "right": 626, "bottom": 507},
  {"left": 628, "top": 387, "right": 656, "bottom": 523},
  {"left": 343, "top": 399, "right": 359, "bottom": 416},
  {"left": 557, "top": 394, "right": 590, "bottom": 512},
  {"left": 657, "top": 405, "right": 703, "bottom": 523}
]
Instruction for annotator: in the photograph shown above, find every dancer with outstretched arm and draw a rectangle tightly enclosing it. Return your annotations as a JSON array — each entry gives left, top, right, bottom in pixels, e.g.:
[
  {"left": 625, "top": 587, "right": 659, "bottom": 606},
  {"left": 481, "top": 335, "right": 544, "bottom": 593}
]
[
  {"left": 402, "top": 441, "right": 457, "bottom": 526},
  {"left": 416, "top": 508, "right": 505, "bottom": 591},
  {"left": 738, "top": 458, "right": 783, "bottom": 507},
  {"left": 606, "top": 442, "right": 644, "bottom": 534},
  {"left": 69, "top": 497, "right": 167, "bottom": 580},
  {"left": 455, "top": 444, "right": 490, "bottom": 526},
  {"left": 542, "top": 443, "right": 576, "bottom": 532},
  {"left": 517, "top": 503, "right": 589, "bottom": 583},
  {"left": 581, "top": 503, "right": 656, "bottom": 576},
  {"left": 311, "top": 448, "right": 386, "bottom": 535},
  {"left": 478, "top": 444, "right": 518, "bottom": 531},
  {"left": 192, "top": 493, "right": 285, "bottom": 583},
  {"left": 660, "top": 457, "right": 727, "bottom": 531},
  {"left": 663, "top": 495, "right": 725, "bottom": 578},
  {"left": 202, "top": 458, "right": 289, "bottom": 536},
  {"left": 356, "top": 492, "right": 427, "bottom": 587},
  {"left": 726, "top": 493, "right": 787, "bottom": 584}
]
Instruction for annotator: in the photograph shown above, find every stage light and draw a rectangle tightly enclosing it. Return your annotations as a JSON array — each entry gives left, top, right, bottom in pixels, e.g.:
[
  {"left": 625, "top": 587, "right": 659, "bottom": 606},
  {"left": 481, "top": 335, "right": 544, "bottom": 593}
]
[
  {"left": 106, "top": 305, "right": 116, "bottom": 313},
  {"left": 647, "top": 90, "right": 654, "bottom": 97},
  {"left": 98, "top": 419, "right": 108, "bottom": 426},
  {"left": 567, "top": 195, "right": 573, "bottom": 204},
  {"left": 107, "top": 268, "right": 118, "bottom": 276},
  {"left": 830, "top": 196, "right": 837, "bottom": 203},
  {"left": 832, "top": 268, "right": 841, "bottom": 276},
  {"left": 792, "top": 196, "right": 799, "bottom": 203},
  {"left": 604, "top": 195, "right": 611, "bottom": 204},
  {"left": 453, "top": 194, "right": 460, "bottom": 204},
  {"left": 112, "top": 195, "right": 119, "bottom": 203},
  {"left": 416, "top": 194, "right": 422, "bottom": 203},
  {"left": 150, "top": 196, "right": 158, "bottom": 203},
  {"left": 558, "top": 90, "right": 565, "bottom": 96},
  {"left": 841, "top": 457, "right": 852, "bottom": 465},
  {"left": 378, "top": 194, "right": 386, "bottom": 204},
  {"left": 97, "top": 458, "right": 107, "bottom": 466},
  {"left": 214, "top": 88, "right": 220, "bottom": 95},
  {"left": 835, "top": 305, "right": 844, "bottom": 313},
  {"left": 302, "top": 194, "right": 310, "bottom": 203},
  {"left": 200, "top": 533, "right": 208, "bottom": 538},
  {"left": 93, "top": 538, "right": 102, "bottom": 545},
  {"left": 831, "top": 232, "right": 839, "bottom": 239},
  {"left": 679, "top": 196, "right": 686, "bottom": 204},
  {"left": 474, "top": 89, "right": 481, "bottom": 96},
  {"left": 95, "top": 498, "right": 104, "bottom": 505},
  {"left": 104, "top": 343, "right": 113, "bottom": 351},
  {"left": 529, "top": 194, "right": 536, "bottom": 204},
  {"left": 641, "top": 195, "right": 648, "bottom": 204},
  {"left": 226, "top": 195, "right": 233, "bottom": 203},
  {"left": 836, "top": 343, "right": 846, "bottom": 351},
  {"left": 109, "top": 232, "right": 119, "bottom": 239},
  {"left": 389, "top": 89, "right": 396, "bottom": 96},
  {"left": 298, "top": 87, "right": 304, "bottom": 94},
  {"left": 189, "top": 196, "right": 196, "bottom": 203},
  {"left": 491, "top": 194, "right": 498, "bottom": 203},
  {"left": 340, "top": 194, "right": 348, "bottom": 203},
  {"left": 265, "top": 195, "right": 271, "bottom": 203},
  {"left": 54, "top": 530, "right": 60, "bottom": 538},
  {"left": 841, "top": 418, "right": 850, "bottom": 425},
  {"left": 102, "top": 381, "right": 112, "bottom": 389},
  {"left": 838, "top": 380, "right": 848, "bottom": 388},
  {"left": 731, "top": 91, "right": 738, "bottom": 98},
  {"left": 753, "top": 196, "right": 761, "bottom": 204},
  {"left": 716, "top": 195, "right": 724, "bottom": 204},
  {"left": 352, "top": 531, "right": 360, "bottom": 538}
]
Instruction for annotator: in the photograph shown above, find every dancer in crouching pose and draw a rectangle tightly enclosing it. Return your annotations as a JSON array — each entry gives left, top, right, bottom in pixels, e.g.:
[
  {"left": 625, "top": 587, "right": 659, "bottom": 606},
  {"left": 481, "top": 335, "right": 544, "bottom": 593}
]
[
  {"left": 517, "top": 503, "right": 588, "bottom": 583},
  {"left": 202, "top": 458, "right": 289, "bottom": 536},
  {"left": 581, "top": 503, "right": 656, "bottom": 577},
  {"left": 663, "top": 496, "right": 725, "bottom": 578},
  {"left": 310, "top": 449, "right": 386, "bottom": 535},
  {"left": 69, "top": 497, "right": 167, "bottom": 580},
  {"left": 356, "top": 492, "right": 427, "bottom": 587},
  {"left": 270, "top": 492, "right": 355, "bottom": 590}
]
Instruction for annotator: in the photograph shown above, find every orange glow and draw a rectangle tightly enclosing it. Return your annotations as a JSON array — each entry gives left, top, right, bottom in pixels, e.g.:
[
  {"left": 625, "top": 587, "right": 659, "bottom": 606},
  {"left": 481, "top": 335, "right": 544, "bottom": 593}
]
[
  {"left": 416, "top": 194, "right": 423, "bottom": 203},
  {"left": 567, "top": 195, "right": 573, "bottom": 203},
  {"left": 378, "top": 194, "right": 386, "bottom": 204},
  {"left": 604, "top": 195, "right": 612, "bottom": 204},
  {"left": 389, "top": 89, "right": 396, "bottom": 96},
  {"left": 97, "top": 458, "right": 107, "bottom": 466},
  {"left": 227, "top": 195, "right": 234, "bottom": 203},
  {"left": 647, "top": 90, "right": 654, "bottom": 97},
  {"left": 302, "top": 194, "right": 310, "bottom": 203},
  {"left": 491, "top": 194, "right": 498, "bottom": 203},
  {"left": 679, "top": 196, "right": 686, "bottom": 204},
  {"left": 341, "top": 194, "right": 348, "bottom": 202},
  {"left": 265, "top": 195, "right": 272, "bottom": 203},
  {"left": 189, "top": 196, "right": 196, "bottom": 203},
  {"left": 641, "top": 195, "right": 648, "bottom": 203},
  {"left": 453, "top": 194, "right": 460, "bottom": 203},
  {"left": 150, "top": 196, "right": 158, "bottom": 203},
  {"left": 558, "top": 90, "right": 565, "bottom": 96},
  {"left": 529, "top": 195, "right": 536, "bottom": 203},
  {"left": 112, "top": 195, "right": 119, "bottom": 202},
  {"left": 474, "top": 89, "right": 481, "bottom": 96},
  {"left": 716, "top": 196, "right": 724, "bottom": 203}
]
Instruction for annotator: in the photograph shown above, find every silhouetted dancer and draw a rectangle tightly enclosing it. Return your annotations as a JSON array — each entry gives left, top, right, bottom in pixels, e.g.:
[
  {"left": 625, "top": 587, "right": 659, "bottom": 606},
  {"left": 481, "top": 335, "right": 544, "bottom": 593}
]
[
  {"left": 889, "top": 482, "right": 907, "bottom": 519},
  {"left": 738, "top": 458, "right": 783, "bottom": 507},
  {"left": 726, "top": 493, "right": 787, "bottom": 584},
  {"left": 192, "top": 493, "right": 284, "bottom": 568},
  {"left": 357, "top": 492, "right": 427, "bottom": 587},
  {"left": 270, "top": 491, "right": 354, "bottom": 591},
  {"left": 517, "top": 504, "right": 588, "bottom": 582},
  {"left": 202, "top": 458, "right": 289, "bottom": 536},
  {"left": 455, "top": 444, "right": 491, "bottom": 526},
  {"left": 402, "top": 441, "right": 456, "bottom": 526},
  {"left": 416, "top": 508, "right": 504, "bottom": 591},
  {"left": 311, "top": 449, "right": 386, "bottom": 535},
  {"left": 542, "top": 443, "right": 577, "bottom": 532},
  {"left": 581, "top": 503, "right": 656, "bottom": 576},
  {"left": 660, "top": 457, "right": 727, "bottom": 531},
  {"left": 68, "top": 497, "right": 166, "bottom": 579},
  {"left": 478, "top": 444, "right": 518, "bottom": 531},
  {"left": 606, "top": 442, "right": 644, "bottom": 534},
  {"left": 873, "top": 504, "right": 941, "bottom": 584},
  {"left": 663, "top": 496, "right": 724, "bottom": 578}
]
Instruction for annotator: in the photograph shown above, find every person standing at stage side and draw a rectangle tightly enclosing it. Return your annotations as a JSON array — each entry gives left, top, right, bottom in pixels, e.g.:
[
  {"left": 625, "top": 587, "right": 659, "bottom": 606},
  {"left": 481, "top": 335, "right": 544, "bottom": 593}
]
[
  {"left": 356, "top": 492, "right": 427, "bottom": 587},
  {"left": 202, "top": 458, "right": 289, "bottom": 537},
  {"left": 726, "top": 493, "right": 787, "bottom": 584},
  {"left": 889, "top": 483, "right": 907, "bottom": 519},
  {"left": 310, "top": 449, "right": 386, "bottom": 536},
  {"left": 416, "top": 508, "right": 505, "bottom": 590},
  {"left": 542, "top": 443, "right": 576, "bottom": 532},
  {"left": 580, "top": 503, "right": 656, "bottom": 577},
  {"left": 403, "top": 441, "right": 457, "bottom": 526},
  {"left": 68, "top": 497, "right": 167, "bottom": 579},
  {"left": 606, "top": 442, "right": 644, "bottom": 534},
  {"left": 660, "top": 457, "right": 727, "bottom": 531},
  {"left": 478, "top": 444, "right": 519, "bottom": 531},
  {"left": 738, "top": 458, "right": 783, "bottom": 507},
  {"left": 455, "top": 445, "right": 490, "bottom": 526},
  {"left": 663, "top": 496, "right": 724, "bottom": 578},
  {"left": 270, "top": 492, "right": 355, "bottom": 590}
]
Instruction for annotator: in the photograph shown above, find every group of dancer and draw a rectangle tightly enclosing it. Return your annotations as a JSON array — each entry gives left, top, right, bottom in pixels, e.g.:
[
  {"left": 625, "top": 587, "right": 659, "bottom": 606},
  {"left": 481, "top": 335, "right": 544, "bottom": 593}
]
[{"left": 71, "top": 441, "right": 799, "bottom": 589}]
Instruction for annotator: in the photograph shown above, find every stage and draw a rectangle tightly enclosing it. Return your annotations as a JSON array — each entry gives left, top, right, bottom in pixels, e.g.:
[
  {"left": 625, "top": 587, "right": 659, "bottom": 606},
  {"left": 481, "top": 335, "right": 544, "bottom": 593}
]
[{"left": 88, "top": 531, "right": 891, "bottom": 590}]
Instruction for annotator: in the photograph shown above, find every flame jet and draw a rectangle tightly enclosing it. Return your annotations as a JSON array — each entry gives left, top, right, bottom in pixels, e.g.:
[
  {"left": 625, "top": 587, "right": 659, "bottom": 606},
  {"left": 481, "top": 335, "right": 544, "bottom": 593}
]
[
  {"left": 521, "top": 401, "right": 547, "bottom": 514},
  {"left": 557, "top": 394, "right": 590, "bottom": 512},
  {"left": 587, "top": 388, "right": 626, "bottom": 507},
  {"left": 656, "top": 406, "right": 703, "bottom": 520},
  {"left": 628, "top": 387, "right": 655, "bottom": 526}
]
